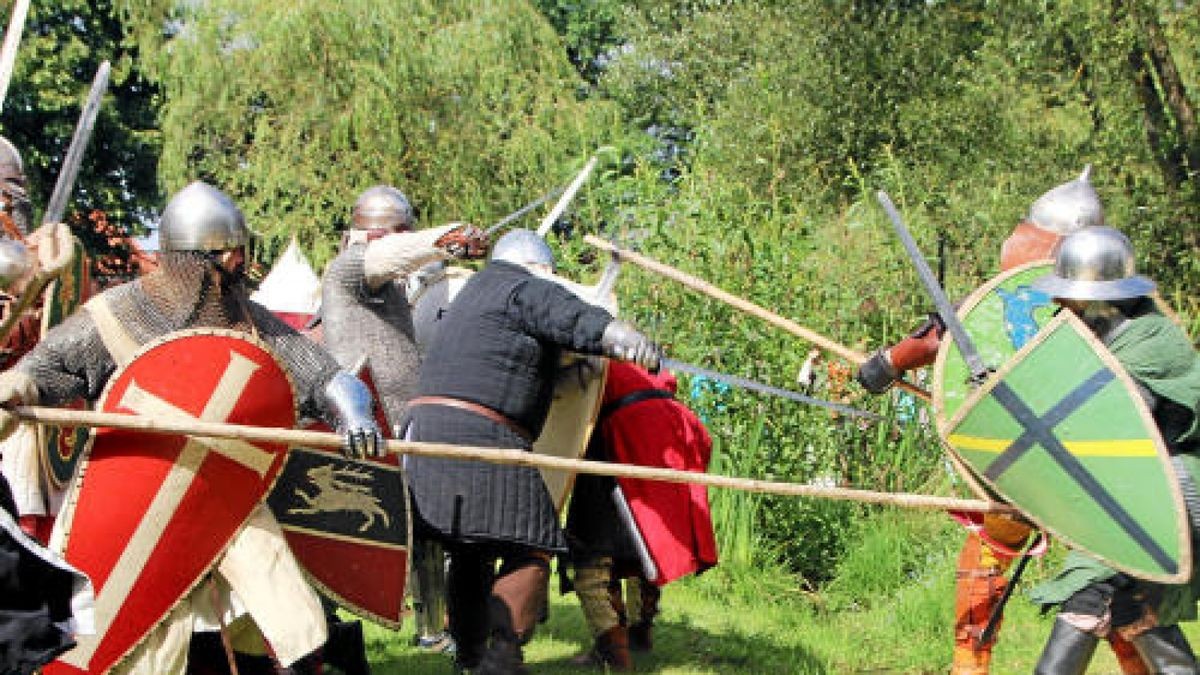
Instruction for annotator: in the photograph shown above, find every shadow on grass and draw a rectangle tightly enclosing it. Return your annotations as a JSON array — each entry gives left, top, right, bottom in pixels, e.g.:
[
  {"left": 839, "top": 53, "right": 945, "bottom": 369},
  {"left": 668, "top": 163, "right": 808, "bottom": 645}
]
[{"left": 365, "top": 590, "right": 827, "bottom": 674}]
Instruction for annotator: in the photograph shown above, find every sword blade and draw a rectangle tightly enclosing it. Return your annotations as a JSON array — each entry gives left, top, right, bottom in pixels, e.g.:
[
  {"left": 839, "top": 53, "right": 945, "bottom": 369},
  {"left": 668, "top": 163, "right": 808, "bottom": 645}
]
[
  {"left": 661, "top": 357, "right": 882, "bottom": 421},
  {"left": 42, "top": 60, "right": 110, "bottom": 226},
  {"left": 536, "top": 155, "right": 598, "bottom": 238},
  {"left": 484, "top": 187, "right": 563, "bottom": 237},
  {"left": 875, "top": 191, "right": 990, "bottom": 381}
]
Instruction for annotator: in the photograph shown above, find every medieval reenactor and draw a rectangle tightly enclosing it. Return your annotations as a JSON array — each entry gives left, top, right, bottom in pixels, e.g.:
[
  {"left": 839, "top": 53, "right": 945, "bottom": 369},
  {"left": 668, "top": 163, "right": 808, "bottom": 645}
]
[
  {"left": 854, "top": 168, "right": 1155, "bottom": 674},
  {"left": 321, "top": 184, "right": 486, "bottom": 656},
  {"left": 1029, "top": 227, "right": 1200, "bottom": 674},
  {"left": 0, "top": 135, "right": 85, "bottom": 545},
  {"left": 323, "top": 184, "right": 488, "bottom": 423},
  {"left": 0, "top": 181, "right": 382, "bottom": 673},
  {"left": 400, "top": 228, "right": 662, "bottom": 674},
  {"left": 0, "top": 138, "right": 93, "bottom": 670},
  {"left": 564, "top": 360, "right": 717, "bottom": 671}
]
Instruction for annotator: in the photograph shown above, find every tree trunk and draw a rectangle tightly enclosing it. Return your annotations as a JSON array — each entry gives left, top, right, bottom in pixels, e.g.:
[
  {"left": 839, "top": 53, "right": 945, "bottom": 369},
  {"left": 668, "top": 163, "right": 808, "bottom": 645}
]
[{"left": 1133, "top": 2, "right": 1200, "bottom": 190}]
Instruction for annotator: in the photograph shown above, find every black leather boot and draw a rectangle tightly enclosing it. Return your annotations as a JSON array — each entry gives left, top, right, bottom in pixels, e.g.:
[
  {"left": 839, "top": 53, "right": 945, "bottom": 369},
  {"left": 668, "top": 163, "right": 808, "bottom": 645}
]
[
  {"left": 1130, "top": 625, "right": 1199, "bottom": 674},
  {"left": 1034, "top": 618, "right": 1099, "bottom": 675}
]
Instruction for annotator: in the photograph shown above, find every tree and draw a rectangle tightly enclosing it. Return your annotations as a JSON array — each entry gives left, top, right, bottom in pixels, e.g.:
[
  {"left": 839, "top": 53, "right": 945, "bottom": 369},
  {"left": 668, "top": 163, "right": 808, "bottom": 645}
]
[
  {"left": 0, "top": 0, "right": 161, "bottom": 232},
  {"left": 119, "top": 0, "right": 624, "bottom": 267}
]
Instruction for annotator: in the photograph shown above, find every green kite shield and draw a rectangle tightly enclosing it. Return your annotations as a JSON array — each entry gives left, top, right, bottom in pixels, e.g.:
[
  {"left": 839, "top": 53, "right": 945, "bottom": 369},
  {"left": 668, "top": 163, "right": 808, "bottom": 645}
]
[
  {"left": 933, "top": 260, "right": 1058, "bottom": 423},
  {"left": 943, "top": 311, "right": 1189, "bottom": 583},
  {"left": 932, "top": 261, "right": 1057, "bottom": 497}
]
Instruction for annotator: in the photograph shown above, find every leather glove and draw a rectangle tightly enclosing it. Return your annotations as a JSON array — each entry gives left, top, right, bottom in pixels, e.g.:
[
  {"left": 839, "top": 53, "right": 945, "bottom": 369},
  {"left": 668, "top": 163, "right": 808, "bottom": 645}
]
[
  {"left": 435, "top": 224, "right": 489, "bottom": 260},
  {"left": 0, "top": 370, "right": 37, "bottom": 441},
  {"left": 855, "top": 350, "right": 898, "bottom": 394},
  {"left": 323, "top": 371, "right": 385, "bottom": 459},
  {"left": 601, "top": 320, "right": 663, "bottom": 373}
]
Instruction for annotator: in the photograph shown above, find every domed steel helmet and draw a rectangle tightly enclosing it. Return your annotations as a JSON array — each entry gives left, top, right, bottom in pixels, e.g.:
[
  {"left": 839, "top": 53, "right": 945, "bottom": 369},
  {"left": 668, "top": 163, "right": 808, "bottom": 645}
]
[
  {"left": 158, "top": 181, "right": 249, "bottom": 252},
  {"left": 0, "top": 136, "right": 23, "bottom": 181},
  {"left": 490, "top": 229, "right": 555, "bottom": 271},
  {"left": 1028, "top": 165, "right": 1104, "bottom": 234},
  {"left": 0, "top": 238, "right": 30, "bottom": 286},
  {"left": 351, "top": 185, "right": 415, "bottom": 232},
  {"left": 1032, "top": 226, "right": 1156, "bottom": 301}
]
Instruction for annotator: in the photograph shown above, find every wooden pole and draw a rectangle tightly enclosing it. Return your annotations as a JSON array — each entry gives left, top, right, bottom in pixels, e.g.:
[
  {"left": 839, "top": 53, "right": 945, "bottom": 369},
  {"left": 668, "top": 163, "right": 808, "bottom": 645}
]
[
  {"left": 0, "top": 0, "right": 30, "bottom": 113},
  {"left": 12, "top": 405, "right": 1007, "bottom": 514},
  {"left": 583, "top": 235, "right": 931, "bottom": 401}
]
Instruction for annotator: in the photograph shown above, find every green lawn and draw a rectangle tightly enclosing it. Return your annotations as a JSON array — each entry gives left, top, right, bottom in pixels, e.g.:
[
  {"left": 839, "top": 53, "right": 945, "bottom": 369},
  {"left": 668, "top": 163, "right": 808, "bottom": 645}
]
[{"left": 362, "top": 512, "right": 1196, "bottom": 673}]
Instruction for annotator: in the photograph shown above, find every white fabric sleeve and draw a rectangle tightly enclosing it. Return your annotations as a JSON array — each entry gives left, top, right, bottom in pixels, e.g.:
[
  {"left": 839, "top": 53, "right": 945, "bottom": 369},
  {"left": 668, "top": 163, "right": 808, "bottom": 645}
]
[{"left": 361, "top": 224, "right": 458, "bottom": 291}]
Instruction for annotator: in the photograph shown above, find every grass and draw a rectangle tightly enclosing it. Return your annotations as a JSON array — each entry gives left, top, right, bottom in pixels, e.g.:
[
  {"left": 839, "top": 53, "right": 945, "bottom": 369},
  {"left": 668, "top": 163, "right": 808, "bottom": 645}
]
[{"left": 360, "top": 508, "right": 1199, "bottom": 673}]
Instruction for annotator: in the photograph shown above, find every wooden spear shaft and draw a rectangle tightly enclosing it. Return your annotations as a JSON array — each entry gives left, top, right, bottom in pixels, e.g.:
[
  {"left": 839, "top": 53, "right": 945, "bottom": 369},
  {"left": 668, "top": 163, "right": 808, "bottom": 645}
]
[
  {"left": 583, "top": 235, "right": 931, "bottom": 402},
  {"left": 12, "top": 405, "right": 1006, "bottom": 514},
  {"left": 0, "top": 0, "right": 30, "bottom": 113}
]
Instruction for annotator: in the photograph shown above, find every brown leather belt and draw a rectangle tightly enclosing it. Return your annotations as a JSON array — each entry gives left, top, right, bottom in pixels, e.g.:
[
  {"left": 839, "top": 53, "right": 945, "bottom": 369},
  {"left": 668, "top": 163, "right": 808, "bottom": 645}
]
[{"left": 406, "top": 395, "right": 532, "bottom": 443}]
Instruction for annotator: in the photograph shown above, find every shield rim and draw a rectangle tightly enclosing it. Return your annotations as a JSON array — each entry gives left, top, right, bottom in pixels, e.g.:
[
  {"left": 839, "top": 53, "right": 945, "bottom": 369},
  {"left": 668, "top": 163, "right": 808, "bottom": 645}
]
[
  {"left": 53, "top": 327, "right": 299, "bottom": 672},
  {"left": 275, "top": 446, "right": 413, "bottom": 630},
  {"left": 944, "top": 311, "right": 1191, "bottom": 583}
]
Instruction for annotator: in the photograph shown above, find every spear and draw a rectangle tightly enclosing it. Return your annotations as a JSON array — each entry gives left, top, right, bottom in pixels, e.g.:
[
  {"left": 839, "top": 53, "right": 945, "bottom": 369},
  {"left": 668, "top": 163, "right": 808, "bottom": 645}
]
[
  {"left": 11, "top": 404, "right": 1008, "bottom": 514},
  {"left": 583, "top": 235, "right": 932, "bottom": 401},
  {"left": 0, "top": 0, "right": 30, "bottom": 112}
]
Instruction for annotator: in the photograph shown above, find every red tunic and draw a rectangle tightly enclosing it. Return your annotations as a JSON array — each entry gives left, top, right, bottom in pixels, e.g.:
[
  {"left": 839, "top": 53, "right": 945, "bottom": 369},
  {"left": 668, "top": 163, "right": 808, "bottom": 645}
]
[{"left": 601, "top": 362, "right": 718, "bottom": 586}]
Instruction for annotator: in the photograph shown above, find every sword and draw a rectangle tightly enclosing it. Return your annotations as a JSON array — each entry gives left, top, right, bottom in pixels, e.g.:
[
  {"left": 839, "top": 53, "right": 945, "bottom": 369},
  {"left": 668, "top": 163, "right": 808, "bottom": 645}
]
[
  {"left": 42, "top": 60, "right": 111, "bottom": 226},
  {"left": 484, "top": 187, "right": 563, "bottom": 237},
  {"left": 536, "top": 155, "right": 599, "bottom": 238},
  {"left": 0, "top": 0, "right": 30, "bottom": 112},
  {"left": 978, "top": 531, "right": 1043, "bottom": 646},
  {"left": 661, "top": 357, "right": 882, "bottom": 421},
  {"left": 875, "top": 191, "right": 991, "bottom": 384}
]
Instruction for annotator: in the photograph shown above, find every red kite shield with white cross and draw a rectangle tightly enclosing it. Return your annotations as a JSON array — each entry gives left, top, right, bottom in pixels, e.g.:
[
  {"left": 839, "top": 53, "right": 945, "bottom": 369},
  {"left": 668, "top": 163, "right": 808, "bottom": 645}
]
[{"left": 47, "top": 329, "right": 297, "bottom": 675}]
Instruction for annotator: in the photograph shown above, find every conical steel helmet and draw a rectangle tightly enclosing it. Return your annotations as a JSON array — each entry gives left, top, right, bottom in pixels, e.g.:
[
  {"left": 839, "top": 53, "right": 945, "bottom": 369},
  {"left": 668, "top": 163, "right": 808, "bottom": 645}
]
[
  {"left": 351, "top": 185, "right": 415, "bottom": 232},
  {"left": 158, "top": 181, "right": 249, "bottom": 252},
  {"left": 1032, "top": 226, "right": 1156, "bottom": 301},
  {"left": 490, "top": 229, "right": 555, "bottom": 271},
  {"left": 1028, "top": 165, "right": 1104, "bottom": 234}
]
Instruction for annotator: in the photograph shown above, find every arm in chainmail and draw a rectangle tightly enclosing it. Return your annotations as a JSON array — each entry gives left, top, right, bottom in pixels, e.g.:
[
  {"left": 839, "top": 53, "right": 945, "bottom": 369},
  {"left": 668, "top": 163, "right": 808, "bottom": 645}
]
[
  {"left": 15, "top": 309, "right": 115, "bottom": 406},
  {"left": 361, "top": 224, "right": 457, "bottom": 291},
  {"left": 246, "top": 301, "right": 343, "bottom": 424}
]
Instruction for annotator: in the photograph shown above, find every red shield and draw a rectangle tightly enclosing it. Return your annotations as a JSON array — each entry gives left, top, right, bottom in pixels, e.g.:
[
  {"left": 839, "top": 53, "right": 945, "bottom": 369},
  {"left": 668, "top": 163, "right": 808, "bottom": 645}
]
[
  {"left": 47, "top": 329, "right": 297, "bottom": 674},
  {"left": 268, "top": 445, "right": 410, "bottom": 629}
]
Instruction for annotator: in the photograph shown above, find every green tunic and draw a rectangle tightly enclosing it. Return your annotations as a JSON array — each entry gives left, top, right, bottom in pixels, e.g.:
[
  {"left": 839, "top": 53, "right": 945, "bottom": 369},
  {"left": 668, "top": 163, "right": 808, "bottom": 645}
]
[{"left": 1029, "top": 307, "right": 1200, "bottom": 624}]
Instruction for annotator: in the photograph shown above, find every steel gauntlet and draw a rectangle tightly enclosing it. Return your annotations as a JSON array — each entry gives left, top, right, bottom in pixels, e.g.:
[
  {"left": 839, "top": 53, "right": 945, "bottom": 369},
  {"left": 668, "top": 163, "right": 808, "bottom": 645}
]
[
  {"left": 600, "top": 320, "right": 662, "bottom": 373},
  {"left": 323, "top": 371, "right": 383, "bottom": 458}
]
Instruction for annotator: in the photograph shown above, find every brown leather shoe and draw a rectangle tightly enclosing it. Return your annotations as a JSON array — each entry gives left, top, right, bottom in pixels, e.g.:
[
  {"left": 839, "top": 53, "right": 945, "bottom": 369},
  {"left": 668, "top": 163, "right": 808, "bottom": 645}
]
[{"left": 571, "top": 627, "right": 633, "bottom": 671}]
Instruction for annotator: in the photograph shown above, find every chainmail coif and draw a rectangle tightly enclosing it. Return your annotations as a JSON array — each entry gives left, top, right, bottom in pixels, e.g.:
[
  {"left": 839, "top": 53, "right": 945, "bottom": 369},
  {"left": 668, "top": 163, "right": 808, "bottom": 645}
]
[{"left": 131, "top": 251, "right": 255, "bottom": 338}]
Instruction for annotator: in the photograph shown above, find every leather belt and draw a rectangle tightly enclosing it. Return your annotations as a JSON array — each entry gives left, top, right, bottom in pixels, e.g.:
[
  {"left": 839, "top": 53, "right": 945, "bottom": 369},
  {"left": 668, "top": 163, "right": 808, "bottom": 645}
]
[{"left": 407, "top": 395, "right": 532, "bottom": 443}]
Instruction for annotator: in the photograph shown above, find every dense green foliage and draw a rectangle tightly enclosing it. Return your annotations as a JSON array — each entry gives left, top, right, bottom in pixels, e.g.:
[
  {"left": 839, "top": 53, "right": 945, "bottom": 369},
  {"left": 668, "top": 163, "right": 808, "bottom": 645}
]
[
  {"left": 12, "top": 0, "right": 1196, "bottom": 587},
  {"left": 0, "top": 0, "right": 160, "bottom": 227},
  {"left": 119, "top": 0, "right": 624, "bottom": 264}
]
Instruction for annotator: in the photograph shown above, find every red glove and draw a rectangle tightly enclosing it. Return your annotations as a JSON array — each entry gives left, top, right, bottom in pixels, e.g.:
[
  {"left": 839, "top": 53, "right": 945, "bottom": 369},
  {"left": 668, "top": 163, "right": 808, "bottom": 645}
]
[{"left": 435, "top": 224, "right": 489, "bottom": 259}]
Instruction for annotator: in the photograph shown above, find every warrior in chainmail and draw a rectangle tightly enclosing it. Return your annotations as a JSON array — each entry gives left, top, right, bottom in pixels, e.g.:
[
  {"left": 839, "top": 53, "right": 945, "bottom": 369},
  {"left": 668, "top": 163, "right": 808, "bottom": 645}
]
[
  {"left": 1028, "top": 227, "right": 1200, "bottom": 675},
  {"left": 401, "top": 229, "right": 663, "bottom": 674},
  {"left": 321, "top": 185, "right": 486, "bottom": 658},
  {"left": 0, "top": 181, "right": 382, "bottom": 674},
  {"left": 0, "top": 135, "right": 84, "bottom": 545},
  {"left": 322, "top": 184, "right": 487, "bottom": 426}
]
